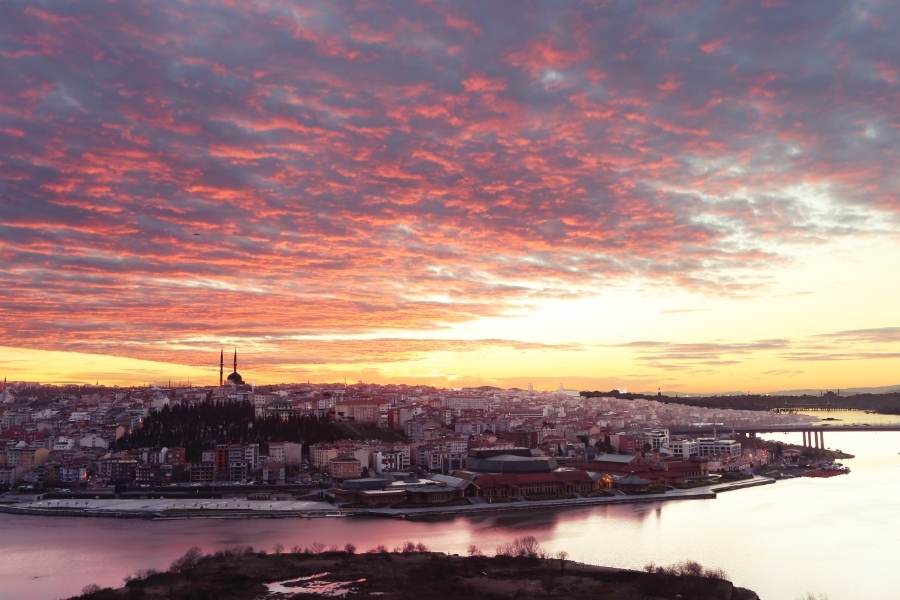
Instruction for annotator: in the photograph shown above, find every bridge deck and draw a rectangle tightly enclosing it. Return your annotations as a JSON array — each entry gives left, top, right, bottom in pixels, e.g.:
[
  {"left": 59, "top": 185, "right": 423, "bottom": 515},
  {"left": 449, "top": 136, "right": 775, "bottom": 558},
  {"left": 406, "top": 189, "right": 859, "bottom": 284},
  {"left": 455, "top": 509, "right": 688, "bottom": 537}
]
[{"left": 670, "top": 424, "right": 900, "bottom": 434}]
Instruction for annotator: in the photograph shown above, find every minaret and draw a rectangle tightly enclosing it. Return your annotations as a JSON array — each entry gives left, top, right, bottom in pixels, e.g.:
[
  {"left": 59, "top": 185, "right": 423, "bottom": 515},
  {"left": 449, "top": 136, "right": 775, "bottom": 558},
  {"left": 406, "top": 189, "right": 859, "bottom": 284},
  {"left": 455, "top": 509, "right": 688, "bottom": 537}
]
[
  {"left": 233, "top": 348, "right": 238, "bottom": 373},
  {"left": 219, "top": 349, "right": 224, "bottom": 386}
]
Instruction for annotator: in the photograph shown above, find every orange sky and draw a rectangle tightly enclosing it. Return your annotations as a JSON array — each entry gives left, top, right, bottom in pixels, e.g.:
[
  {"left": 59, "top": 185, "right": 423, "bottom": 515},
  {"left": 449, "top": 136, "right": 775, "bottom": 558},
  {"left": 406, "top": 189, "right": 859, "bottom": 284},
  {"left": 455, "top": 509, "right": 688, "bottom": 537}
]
[{"left": 1, "top": 2, "right": 899, "bottom": 392}]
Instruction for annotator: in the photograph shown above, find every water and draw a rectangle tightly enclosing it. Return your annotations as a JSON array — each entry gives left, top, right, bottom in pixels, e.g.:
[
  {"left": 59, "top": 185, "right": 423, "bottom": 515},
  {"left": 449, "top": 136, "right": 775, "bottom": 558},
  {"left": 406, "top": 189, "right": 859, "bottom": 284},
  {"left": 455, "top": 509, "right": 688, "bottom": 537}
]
[{"left": 2, "top": 425, "right": 898, "bottom": 600}]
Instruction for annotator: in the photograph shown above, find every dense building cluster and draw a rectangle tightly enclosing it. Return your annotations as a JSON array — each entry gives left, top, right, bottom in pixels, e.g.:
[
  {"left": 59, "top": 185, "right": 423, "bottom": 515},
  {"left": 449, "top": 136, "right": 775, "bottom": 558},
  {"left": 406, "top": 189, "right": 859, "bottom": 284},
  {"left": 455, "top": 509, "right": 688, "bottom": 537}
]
[{"left": 0, "top": 368, "right": 812, "bottom": 503}]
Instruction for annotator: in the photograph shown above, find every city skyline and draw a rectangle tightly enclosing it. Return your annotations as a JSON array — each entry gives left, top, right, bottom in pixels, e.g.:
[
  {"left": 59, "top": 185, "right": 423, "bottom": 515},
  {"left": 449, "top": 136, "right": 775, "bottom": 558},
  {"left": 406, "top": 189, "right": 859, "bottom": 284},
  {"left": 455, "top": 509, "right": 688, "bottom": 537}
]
[{"left": 2, "top": 1, "right": 899, "bottom": 391}]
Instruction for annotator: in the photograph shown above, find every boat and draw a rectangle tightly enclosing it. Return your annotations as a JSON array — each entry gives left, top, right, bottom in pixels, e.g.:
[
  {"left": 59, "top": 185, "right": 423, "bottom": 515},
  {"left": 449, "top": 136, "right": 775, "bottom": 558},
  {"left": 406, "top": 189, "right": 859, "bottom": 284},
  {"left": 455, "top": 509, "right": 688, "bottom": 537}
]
[
  {"left": 803, "top": 463, "right": 850, "bottom": 477},
  {"left": 823, "top": 462, "right": 849, "bottom": 472}
]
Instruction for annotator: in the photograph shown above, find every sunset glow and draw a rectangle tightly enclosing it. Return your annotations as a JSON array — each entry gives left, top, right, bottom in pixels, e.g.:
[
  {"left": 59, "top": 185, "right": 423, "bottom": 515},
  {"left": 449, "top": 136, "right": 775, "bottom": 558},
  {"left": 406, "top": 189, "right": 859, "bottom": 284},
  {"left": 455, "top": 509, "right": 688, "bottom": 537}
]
[{"left": 1, "top": 1, "right": 899, "bottom": 390}]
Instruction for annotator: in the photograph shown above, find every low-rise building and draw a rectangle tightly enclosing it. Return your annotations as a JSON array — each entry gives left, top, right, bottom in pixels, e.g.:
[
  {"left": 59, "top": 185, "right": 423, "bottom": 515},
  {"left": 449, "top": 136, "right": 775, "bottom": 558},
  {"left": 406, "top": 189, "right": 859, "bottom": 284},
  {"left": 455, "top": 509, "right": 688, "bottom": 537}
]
[
  {"left": 79, "top": 434, "right": 109, "bottom": 450},
  {"left": 190, "top": 461, "right": 215, "bottom": 483},
  {"left": 663, "top": 438, "right": 700, "bottom": 459},
  {"left": 96, "top": 457, "right": 138, "bottom": 483},
  {"left": 461, "top": 470, "right": 595, "bottom": 500},
  {"left": 310, "top": 443, "right": 340, "bottom": 469},
  {"left": 697, "top": 438, "right": 742, "bottom": 457},
  {"left": 268, "top": 442, "right": 302, "bottom": 467},
  {"left": 328, "top": 456, "right": 363, "bottom": 480}
]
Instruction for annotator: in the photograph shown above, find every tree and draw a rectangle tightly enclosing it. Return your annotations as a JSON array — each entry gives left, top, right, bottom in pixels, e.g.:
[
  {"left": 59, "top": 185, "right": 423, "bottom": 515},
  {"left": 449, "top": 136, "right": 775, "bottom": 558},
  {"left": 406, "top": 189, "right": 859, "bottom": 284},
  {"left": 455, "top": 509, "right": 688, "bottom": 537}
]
[
  {"left": 116, "top": 399, "right": 406, "bottom": 460},
  {"left": 555, "top": 550, "right": 569, "bottom": 575},
  {"left": 170, "top": 547, "right": 203, "bottom": 573},
  {"left": 81, "top": 584, "right": 101, "bottom": 595},
  {"left": 679, "top": 560, "right": 703, "bottom": 577},
  {"left": 344, "top": 543, "right": 357, "bottom": 554},
  {"left": 124, "top": 568, "right": 159, "bottom": 587},
  {"left": 496, "top": 536, "right": 544, "bottom": 559}
]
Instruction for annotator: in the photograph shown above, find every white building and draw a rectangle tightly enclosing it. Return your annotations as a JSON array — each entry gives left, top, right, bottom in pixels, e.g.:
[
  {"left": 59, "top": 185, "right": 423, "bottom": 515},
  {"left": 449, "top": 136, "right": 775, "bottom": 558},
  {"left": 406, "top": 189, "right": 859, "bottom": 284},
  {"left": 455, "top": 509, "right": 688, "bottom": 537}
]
[
  {"left": 79, "top": 433, "right": 109, "bottom": 449},
  {"left": 268, "top": 442, "right": 303, "bottom": 467},
  {"left": 662, "top": 438, "right": 699, "bottom": 459},
  {"left": 243, "top": 444, "right": 260, "bottom": 470},
  {"left": 696, "top": 438, "right": 742, "bottom": 457},
  {"left": 52, "top": 437, "right": 75, "bottom": 452},
  {"left": 372, "top": 448, "right": 411, "bottom": 473},
  {"left": 446, "top": 396, "right": 490, "bottom": 411},
  {"left": 642, "top": 429, "right": 670, "bottom": 452}
]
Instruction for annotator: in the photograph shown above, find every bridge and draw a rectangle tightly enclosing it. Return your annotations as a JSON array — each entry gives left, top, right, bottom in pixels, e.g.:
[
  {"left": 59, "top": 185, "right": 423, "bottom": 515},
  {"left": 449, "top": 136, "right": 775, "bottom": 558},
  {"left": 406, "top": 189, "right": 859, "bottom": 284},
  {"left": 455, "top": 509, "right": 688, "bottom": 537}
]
[
  {"left": 669, "top": 423, "right": 900, "bottom": 449},
  {"left": 772, "top": 406, "right": 862, "bottom": 413}
]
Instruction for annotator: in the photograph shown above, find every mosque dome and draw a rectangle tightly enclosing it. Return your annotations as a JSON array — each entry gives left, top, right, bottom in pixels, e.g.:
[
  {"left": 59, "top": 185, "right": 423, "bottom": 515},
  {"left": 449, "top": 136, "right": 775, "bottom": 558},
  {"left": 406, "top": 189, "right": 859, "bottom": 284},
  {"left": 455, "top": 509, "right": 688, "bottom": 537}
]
[{"left": 220, "top": 348, "right": 246, "bottom": 386}]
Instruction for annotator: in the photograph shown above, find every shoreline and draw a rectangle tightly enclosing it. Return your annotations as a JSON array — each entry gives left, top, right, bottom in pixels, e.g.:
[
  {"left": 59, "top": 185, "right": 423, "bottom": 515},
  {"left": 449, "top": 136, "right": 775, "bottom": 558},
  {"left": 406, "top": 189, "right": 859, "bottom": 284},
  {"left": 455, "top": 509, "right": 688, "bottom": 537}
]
[{"left": 0, "top": 476, "right": 774, "bottom": 521}]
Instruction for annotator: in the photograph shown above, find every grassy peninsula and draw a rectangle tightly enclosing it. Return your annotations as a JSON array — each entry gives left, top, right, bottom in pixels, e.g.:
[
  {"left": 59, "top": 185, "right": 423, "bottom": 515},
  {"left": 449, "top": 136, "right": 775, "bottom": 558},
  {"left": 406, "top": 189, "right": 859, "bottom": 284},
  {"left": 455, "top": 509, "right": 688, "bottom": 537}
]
[{"left": 71, "top": 540, "right": 759, "bottom": 600}]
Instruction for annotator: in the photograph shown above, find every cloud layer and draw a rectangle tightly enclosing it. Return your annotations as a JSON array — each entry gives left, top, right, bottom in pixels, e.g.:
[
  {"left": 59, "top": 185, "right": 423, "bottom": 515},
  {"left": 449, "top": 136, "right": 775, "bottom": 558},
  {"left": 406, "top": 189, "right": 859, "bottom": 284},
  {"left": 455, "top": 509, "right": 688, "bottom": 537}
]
[{"left": 1, "top": 1, "right": 898, "bottom": 380}]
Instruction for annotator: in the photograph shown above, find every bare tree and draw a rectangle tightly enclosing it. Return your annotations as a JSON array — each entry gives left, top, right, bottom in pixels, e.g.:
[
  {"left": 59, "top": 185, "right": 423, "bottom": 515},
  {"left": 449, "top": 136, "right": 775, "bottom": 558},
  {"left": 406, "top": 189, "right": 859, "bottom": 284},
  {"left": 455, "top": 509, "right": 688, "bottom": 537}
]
[
  {"left": 683, "top": 560, "right": 704, "bottom": 576},
  {"left": 126, "top": 568, "right": 159, "bottom": 583},
  {"left": 703, "top": 567, "right": 728, "bottom": 581},
  {"left": 555, "top": 550, "right": 569, "bottom": 575},
  {"left": 344, "top": 543, "right": 357, "bottom": 554},
  {"left": 646, "top": 560, "right": 729, "bottom": 581},
  {"left": 170, "top": 547, "right": 203, "bottom": 573},
  {"left": 496, "top": 536, "right": 544, "bottom": 559},
  {"left": 514, "top": 536, "right": 543, "bottom": 558}
]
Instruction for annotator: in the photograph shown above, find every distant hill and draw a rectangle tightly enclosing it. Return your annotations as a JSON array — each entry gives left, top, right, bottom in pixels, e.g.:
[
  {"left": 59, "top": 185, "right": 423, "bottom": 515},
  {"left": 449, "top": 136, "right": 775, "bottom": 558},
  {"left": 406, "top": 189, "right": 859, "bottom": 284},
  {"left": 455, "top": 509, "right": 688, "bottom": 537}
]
[
  {"left": 768, "top": 384, "right": 900, "bottom": 396},
  {"left": 581, "top": 389, "right": 900, "bottom": 413},
  {"left": 631, "top": 385, "right": 900, "bottom": 398}
]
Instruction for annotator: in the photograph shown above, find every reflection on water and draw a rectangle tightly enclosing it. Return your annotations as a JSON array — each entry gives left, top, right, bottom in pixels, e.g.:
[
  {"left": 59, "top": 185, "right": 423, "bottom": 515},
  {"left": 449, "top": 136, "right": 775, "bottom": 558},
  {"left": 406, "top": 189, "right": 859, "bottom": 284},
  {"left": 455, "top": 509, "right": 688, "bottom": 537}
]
[{"left": 1, "top": 427, "right": 899, "bottom": 600}]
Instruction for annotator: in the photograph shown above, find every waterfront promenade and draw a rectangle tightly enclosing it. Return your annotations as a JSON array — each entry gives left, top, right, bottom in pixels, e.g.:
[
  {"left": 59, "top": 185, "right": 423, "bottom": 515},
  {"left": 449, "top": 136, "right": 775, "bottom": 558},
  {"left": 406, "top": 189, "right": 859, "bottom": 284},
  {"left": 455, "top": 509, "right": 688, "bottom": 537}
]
[{"left": 0, "top": 476, "right": 774, "bottom": 520}]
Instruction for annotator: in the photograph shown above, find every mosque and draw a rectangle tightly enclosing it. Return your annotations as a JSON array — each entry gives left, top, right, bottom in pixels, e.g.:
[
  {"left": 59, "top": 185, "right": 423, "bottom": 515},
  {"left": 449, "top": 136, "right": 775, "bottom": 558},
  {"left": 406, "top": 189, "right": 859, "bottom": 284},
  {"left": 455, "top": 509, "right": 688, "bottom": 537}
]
[
  {"left": 215, "top": 348, "right": 252, "bottom": 402},
  {"left": 218, "top": 349, "right": 248, "bottom": 389}
]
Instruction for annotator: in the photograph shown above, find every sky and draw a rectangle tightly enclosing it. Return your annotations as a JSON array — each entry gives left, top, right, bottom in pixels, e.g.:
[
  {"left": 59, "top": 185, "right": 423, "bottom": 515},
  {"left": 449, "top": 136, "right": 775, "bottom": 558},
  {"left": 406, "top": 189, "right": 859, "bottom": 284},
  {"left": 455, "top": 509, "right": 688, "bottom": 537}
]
[{"left": 1, "top": 0, "right": 899, "bottom": 392}]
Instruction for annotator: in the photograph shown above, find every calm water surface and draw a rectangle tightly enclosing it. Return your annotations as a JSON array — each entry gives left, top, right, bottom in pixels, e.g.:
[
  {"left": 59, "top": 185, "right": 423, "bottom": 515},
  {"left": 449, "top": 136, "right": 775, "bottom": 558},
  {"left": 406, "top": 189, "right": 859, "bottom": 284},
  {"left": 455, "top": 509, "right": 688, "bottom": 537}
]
[{"left": 2, "top": 423, "right": 898, "bottom": 600}]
